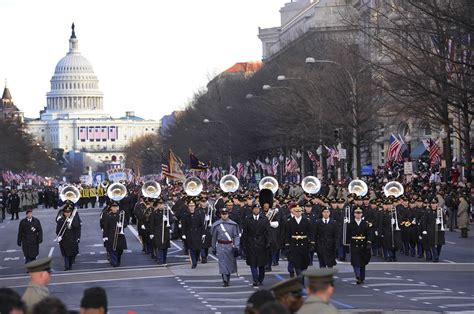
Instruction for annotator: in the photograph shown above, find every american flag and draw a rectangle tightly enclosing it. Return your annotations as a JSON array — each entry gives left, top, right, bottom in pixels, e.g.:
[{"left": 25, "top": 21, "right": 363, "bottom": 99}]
[
  {"left": 78, "top": 127, "right": 87, "bottom": 140},
  {"left": 396, "top": 134, "right": 408, "bottom": 162},
  {"left": 212, "top": 167, "right": 220, "bottom": 181},
  {"left": 236, "top": 162, "right": 244, "bottom": 178},
  {"left": 386, "top": 134, "right": 402, "bottom": 162},
  {"left": 272, "top": 157, "right": 279, "bottom": 176},
  {"left": 324, "top": 145, "right": 339, "bottom": 166},
  {"left": 109, "top": 126, "right": 118, "bottom": 141},
  {"left": 285, "top": 157, "right": 291, "bottom": 174},
  {"left": 423, "top": 138, "right": 441, "bottom": 166},
  {"left": 229, "top": 165, "right": 236, "bottom": 175}
]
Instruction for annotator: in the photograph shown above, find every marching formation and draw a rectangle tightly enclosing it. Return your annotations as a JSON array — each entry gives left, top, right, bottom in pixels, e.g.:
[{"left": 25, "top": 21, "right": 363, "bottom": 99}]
[{"left": 11, "top": 171, "right": 468, "bottom": 291}]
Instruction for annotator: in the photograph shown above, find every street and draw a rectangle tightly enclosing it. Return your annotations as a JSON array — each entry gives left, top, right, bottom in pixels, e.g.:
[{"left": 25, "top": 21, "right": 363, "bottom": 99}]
[{"left": 1, "top": 206, "right": 473, "bottom": 313}]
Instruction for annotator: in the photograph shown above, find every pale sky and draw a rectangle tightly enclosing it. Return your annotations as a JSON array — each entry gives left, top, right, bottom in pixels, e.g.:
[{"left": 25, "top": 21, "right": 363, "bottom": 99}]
[{"left": 0, "top": 0, "right": 284, "bottom": 121}]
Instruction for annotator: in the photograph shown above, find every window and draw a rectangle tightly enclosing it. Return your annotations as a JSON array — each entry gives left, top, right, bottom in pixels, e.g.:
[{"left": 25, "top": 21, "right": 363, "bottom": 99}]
[
  {"left": 420, "top": 121, "right": 432, "bottom": 136},
  {"left": 398, "top": 122, "right": 409, "bottom": 137}
]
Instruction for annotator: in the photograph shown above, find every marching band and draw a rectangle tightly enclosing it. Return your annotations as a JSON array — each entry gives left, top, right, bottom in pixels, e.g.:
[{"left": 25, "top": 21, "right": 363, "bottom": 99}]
[{"left": 13, "top": 175, "right": 454, "bottom": 289}]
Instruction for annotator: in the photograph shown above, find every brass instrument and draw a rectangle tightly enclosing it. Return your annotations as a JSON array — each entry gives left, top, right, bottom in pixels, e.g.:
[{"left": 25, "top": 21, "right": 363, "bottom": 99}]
[
  {"left": 107, "top": 183, "right": 128, "bottom": 201},
  {"left": 113, "top": 210, "right": 125, "bottom": 251},
  {"left": 183, "top": 176, "right": 203, "bottom": 196},
  {"left": 55, "top": 185, "right": 81, "bottom": 243},
  {"left": 342, "top": 205, "right": 351, "bottom": 246},
  {"left": 100, "top": 181, "right": 109, "bottom": 189},
  {"left": 301, "top": 176, "right": 321, "bottom": 194},
  {"left": 141, "top": 180, "right": 161, "bottom": 199},
  {"left": 383, "top": 181, "right": 404, "bottom": 198},
  {"left": 258, "top": 176, "right": 279, "bottom": 194},
  {"left": 266, "top": 208, "right": 279, "bottom": 222},
  {"left": 435, "top": 207, "right": 445, "bottom": 245},
  {"left": 348, "top": 179, "right": 368, "bottom": 197},
  {"left": 220, "top": 175, "right": 239, "bottom": 193}
]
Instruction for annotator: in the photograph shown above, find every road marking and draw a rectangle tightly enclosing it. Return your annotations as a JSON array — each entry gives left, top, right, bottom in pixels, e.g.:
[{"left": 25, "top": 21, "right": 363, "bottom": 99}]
[
  {"left": 443, "top": 303, "right": 474, "bottom": 308},
  {"left": 0, "top": 249, "right": 21, "bottom": 253},
  {"left": 457, "top": 292, "right": 466, "bottom": 294},
  {"left": 211, "top": 305, "right": 246, "bottom": 309},
  {"left": 9, "top": 274, "right": 174, "bottom": 288},
  {"left": 347, "top": 294, "right": 373, "bottom": 297},
  {"left": 77, "top": 260, "right": 109, "bottom": 264},
  {"left": 205, "top": 298, "right": 249, "bottom": 302},
  {"left": 414, "top": 296, "right": 474, "bottom": 301},
  {"left": 344, "top": 277, "right": 404, "bottom": 281},
  {"left": 446, "top": 241, "right": 456, "bottom": 245},
  {"left": 3, "top": 257, "right": 20, "bottom": 261},
  {"left": 366, "top": 283, "right": 428, "bottom": 287},
  {"left": 384, "top": 272, "right": 391, "bottom": 275},
  {"left": 329, "top": 299, "right": 355, "bottom": 309},
  {"left": 48, "top": 247, "right": 55, "bottom": 257},
  {"left": 86, "top": 244, "right": 104, "bottom": 247},
  {"left": 443, "top": 259, "right": 456, "bottom": 263},
  {"left": 184, "top": 279, "right": 244, "bottom": 283},
  {"left": 198, "top": 291, "right": 252, "bottom": 295},
  {"left": 423, "top": 302, "right": 432, "bottom": 305},
  {"left": 127, "top": 225, "right": 141, "bottom": 243},
  {"left": 187, "top": 285, "right": 250, "bottom": 289},
  {"left": 108, "top": 304, "right": 154, "bottom": 309}
]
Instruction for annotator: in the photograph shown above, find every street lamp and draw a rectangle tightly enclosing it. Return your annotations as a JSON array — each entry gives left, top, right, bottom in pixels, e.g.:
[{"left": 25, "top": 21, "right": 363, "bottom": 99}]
[{"left": 306, "top": 56, "right": 359, "bottom": 179}]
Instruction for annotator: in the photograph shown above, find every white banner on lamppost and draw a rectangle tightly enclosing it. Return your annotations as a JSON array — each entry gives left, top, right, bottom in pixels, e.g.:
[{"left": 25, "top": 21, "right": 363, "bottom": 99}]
[
  {"left": 338, "top": 148, "right": 346, "bottom": 160},
  {"left": 404, "top": 162, "right": 413, "bottom": 175}
]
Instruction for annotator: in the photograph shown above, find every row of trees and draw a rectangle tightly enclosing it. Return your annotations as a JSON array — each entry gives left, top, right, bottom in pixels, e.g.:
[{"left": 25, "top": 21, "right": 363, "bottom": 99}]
[
  {"left": 126, "top": 0, "right": 472, "bottom": 181},
  {"left": 0, "top": 119, "right": 61, "bottom": 177}
]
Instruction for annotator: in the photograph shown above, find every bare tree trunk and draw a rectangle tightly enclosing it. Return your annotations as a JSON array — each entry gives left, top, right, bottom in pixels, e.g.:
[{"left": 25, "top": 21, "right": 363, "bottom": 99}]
[{"left": 462, "top": 106, "right": 472, "bottom": 182}]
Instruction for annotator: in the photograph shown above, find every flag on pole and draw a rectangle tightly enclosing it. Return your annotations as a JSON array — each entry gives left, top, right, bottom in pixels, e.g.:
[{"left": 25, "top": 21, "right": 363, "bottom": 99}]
[
  {"left": 189, "top": 149, "right": 208, "bottom": 171},
  {"left": 162, "top": 149, "right": 185, "bottom": 182},
  {"left": 422, "top": 138, "right": 441, "bottom": 166},
  {"left": 386, "top": 134, "right": 402, "bottom": 162},
  {"left": 229, "top": 165, "right": 236, "bottom": 175},
  {"left": 272, "top": 157, "right": 279, "bottom": 176}
]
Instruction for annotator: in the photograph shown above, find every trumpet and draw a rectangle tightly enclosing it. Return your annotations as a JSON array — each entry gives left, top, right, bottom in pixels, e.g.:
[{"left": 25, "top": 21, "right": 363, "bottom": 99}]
[{"left": 113, "top": 210, "right": 125, "bottom": 251}]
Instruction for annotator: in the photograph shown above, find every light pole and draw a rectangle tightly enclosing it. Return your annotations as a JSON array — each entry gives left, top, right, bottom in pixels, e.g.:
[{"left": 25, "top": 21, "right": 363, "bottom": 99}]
[
  {"left": 305, "top": 57, "right": 359, "bottom": 179},
  {"left": 203, "top": 118, "right": 232, "bottom": 167}
]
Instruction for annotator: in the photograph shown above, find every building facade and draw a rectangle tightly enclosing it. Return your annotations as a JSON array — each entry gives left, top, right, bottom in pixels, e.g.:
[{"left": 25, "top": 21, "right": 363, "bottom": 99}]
[{"left": 26, "top": 25, "right": 159, "bottom": 170}]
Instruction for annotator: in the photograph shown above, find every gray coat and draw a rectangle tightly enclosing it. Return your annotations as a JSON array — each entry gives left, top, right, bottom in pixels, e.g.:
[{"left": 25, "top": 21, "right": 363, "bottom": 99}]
[
  {"left": 298, "top": 295, "right": 338, "bottom": 314},
  {"left": 211, "top": 219, "right": 240, "bottom": 275},
  {"left": 457, "top": 199, "right": 469, "bottom": 229}
]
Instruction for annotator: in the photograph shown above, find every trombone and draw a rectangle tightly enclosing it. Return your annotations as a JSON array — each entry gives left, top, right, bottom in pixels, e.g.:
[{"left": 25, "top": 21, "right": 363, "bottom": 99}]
[
  {"left": 435, "top": 207, "right": 445, "bottom": 245},
  {"left": 113, "top": 210, "right": 125, "bottom": 251},
  {"left": 55, "top": 185, "right": 81, "bottom": 243}
]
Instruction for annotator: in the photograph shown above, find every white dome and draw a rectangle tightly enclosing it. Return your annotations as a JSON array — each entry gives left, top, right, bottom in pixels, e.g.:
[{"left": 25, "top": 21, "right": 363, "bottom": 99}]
[{"left": 45, "top": 24, "right": 104, "bottom": 116}]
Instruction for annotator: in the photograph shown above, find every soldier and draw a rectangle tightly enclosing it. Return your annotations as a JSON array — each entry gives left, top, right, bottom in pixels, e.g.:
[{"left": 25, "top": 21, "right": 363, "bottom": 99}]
[
  {"left": 89, "top": 186, "right": 97, "bottom": 208},
  {"left": 198, "top": 196, "right": 213, "bottom": 263},
  {"left": 334, "top": 198, "right": 348, "bottom": 261},
  {"left": 150, "top": 198, "right": 174, "bottom": 265},
  {"left": 102, "top": 201, "right": 127, "bottom": 267},
  {"left": 9, "top": 188, "right": 20, "bottom": 220},
  {"left": 299, "top": 268, "right": 338, "bottom": 314},
  {"left": 17, "top": 208, "right": 43, "bottom": 263},
  {"left": 270, "top": 276, "right": 304, "bottom": 314},
  {"left": 241, "top": 203, "right": 271, "bottom": 286},
  {"left": 181, "top": 200, "right": 205, "bottom": 269},
  {"left": 22, "top": 257, "right": 52, "bottom": 314},
  {"left": 421, "top": 198, "right": 445, "bottom": 262},
  {"left": 303, "top": 201, "right": 317, "bottom": 266},
  {"left": 97, "top": 183, "right": 106, "bottom": 208},
  {"left": 347, "top": 207, "right": 372, "bottom": 284},
  {"left": 55, "top": 204, "right": 81, "bottom": 270},
  {"left": 211, "top": 207, "right": 240, "bottom": 287},
  {"left": 284, "top": 205, "right": 315, "bottom": 278},
  {"left": 314, "top": 207, "right": 339, "bottom": 268}
]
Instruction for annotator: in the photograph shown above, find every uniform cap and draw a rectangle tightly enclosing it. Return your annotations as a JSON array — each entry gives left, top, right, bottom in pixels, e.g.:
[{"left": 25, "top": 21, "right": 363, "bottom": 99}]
[
  {"left": 303, "top": 268, "right": 338, "bottom": 284},
  {"left": 354, "top": 207, "right": 363, "bottom": 213},
  {"left": 270, "top": 276, "right": 303, "bottom": 297},
  {"left": 26, "top": 257, "right": 52, "bottom": 273}
]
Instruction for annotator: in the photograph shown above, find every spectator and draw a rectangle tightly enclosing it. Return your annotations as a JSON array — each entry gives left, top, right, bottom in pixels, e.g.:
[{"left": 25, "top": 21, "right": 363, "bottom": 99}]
[
  {"left": 80, "top": 287, "right": 108, "bottom": 314},
  {"left": 269, "top": 277, "right": 304, "bottom": 314},
  {"left": 22, "top": 257, "right": 51, "bottom": 314},
  {"left": 0, "top": 287, "right": 26, "bottom": 314},
  {"left": 244, "top": 290, "right": 275, "bottom": 314},
  {"left": 298, "top": 268, "right": 338, "bottom": 314},
  {"left": 32, "top": 297, "right": 67, "bottom": 314}
]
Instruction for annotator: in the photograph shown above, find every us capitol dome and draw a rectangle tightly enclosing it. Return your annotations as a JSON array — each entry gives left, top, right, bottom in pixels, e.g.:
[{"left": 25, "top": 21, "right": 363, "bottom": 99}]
[{"left": 26, "top": 24, "right": 159, "bottom": 171}]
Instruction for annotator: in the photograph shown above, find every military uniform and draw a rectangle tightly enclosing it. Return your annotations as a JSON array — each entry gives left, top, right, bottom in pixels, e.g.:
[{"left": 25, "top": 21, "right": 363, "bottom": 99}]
[
  {"left": 211, "top": 209, "right": 240, "bottom": 286},
  {"left": 17, "top": 210, "right": 43, "bottom": 263},
  {"left": 22, "top": 257, "right": 51, "bottom": 314},
  {"left": 56, "top": 206, "right": 81, "bottom": 270},
  {"left": 348, "top": 207, "right": 372, "bottom": 284},
  {"left": 182, "top": 201, "right": 205, "bottom": 268},
  {"left": 150, "top": 205, "right": 174, "bottom": 265},
  {"left": 314, "top": 216, "right": 339, "bottom": 268},
  {"left": 102, "top": 207, "right": 127, "bottom": 267},
  {"left": 299, "top": 268, "right": 339, "bottom": 314}
]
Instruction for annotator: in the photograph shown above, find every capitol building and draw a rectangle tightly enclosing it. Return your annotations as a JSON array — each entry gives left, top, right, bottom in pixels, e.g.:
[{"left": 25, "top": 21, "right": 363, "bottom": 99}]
[{"left": 26, "top": 25, "right": 159, "bottom": 170}]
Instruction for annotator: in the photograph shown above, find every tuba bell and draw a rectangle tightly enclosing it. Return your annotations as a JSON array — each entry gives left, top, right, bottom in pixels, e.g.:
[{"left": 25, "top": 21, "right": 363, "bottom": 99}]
[
  {"left": 107, "top": 183, "right": 128, "bottom": 201},
  {"left": 301, "top": 176, "right": 321, "bottom": 194},
  {"left": 383, "top": 181, "right": 404, "bottom": 198},
  {"left": 220, "top": 175, "right": 240, "bottom": 193},
  {"left": 348, "top": 179, "right": 368, "bottom": 197},
  {"left": 59, "top": 185, "right": 81, "bottom": 204},
  {"left": 141, "top": 180, "right": 161, "bottom": 199},
  {"left": 258, "top": 176, "right": 279, "bottom": 194},
  {"left": 183, "top": 176, "right": 203, "bottom": 196}
]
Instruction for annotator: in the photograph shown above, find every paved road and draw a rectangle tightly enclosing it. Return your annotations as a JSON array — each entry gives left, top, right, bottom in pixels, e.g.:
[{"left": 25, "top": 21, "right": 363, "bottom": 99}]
[{"left": 1, "top": 207, "right": 473, "bottom": 313}]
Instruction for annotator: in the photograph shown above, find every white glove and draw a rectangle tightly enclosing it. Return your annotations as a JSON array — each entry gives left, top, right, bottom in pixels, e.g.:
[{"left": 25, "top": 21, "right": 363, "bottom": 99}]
[
  {"left": 56, "top": 216, "right": 62, "bottom": 222},
  {"left": 412, "top": 219, "right": 416, "bottom": 224},
  {"left": 150, "top": 235, "right": 154, "bottom": 239},
  {"left": 270, "top": 221, "right": 279, "bottom": 228},
  {"left": 178, "top": 223, "right": 182, "bottom": 228},
  {"left": 103, "top": 237, "right": 108, "bottom": 242},
  {"left": 66, "top": 218, "right": 72, "bottom": 224},
  {"left": 202, "top": 235, "right": 206, "bottom": 240},
  {"left": 205, "top": 215, "right": 210, "bottom": 222},
  {"left": 163, "top": 216, "right": 168, "bottom": 222},
  {"left": 422, "top": 231, "right": 427, "bottom": 235},
  {"left": 436, "top": 218, "right": 441, "bottom": 224},
  {"left": 141, "top": 224, "right": 146, "bottom": 230},
  {"left": 116, "top": 222, "right": 123, "bottom": 228},
  {"left": 344, "top": 218, "right": 349, "bottom": 223},
  {"left": 57, "top": 236, "right": 62, "bottom": 242},
  {"left": 391, "top": 218, "right": 395, "bottom": 225},
  {"left": 375, "top": 231, "right": 378, "bottom": 236},
  {"left": 182, "top": 235, "right": 186, "bottom": 240},
  {"left": 418, "top": 236, "right": 422, "bottom": 240}
]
